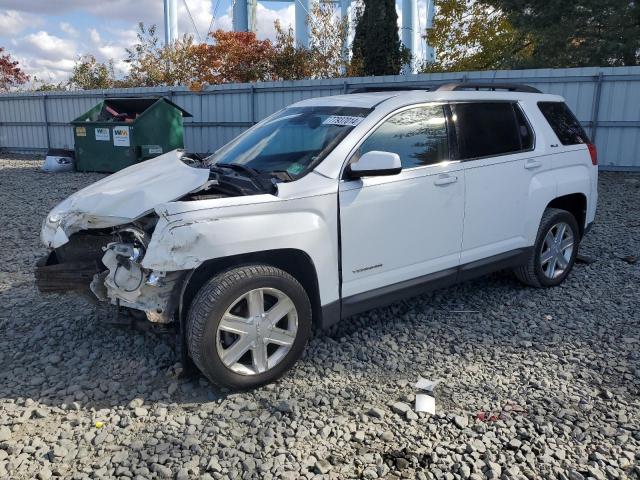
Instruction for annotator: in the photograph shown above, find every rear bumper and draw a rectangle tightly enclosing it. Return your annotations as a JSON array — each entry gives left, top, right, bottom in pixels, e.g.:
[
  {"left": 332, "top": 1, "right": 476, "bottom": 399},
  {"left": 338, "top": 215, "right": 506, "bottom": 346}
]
[{"left": 35, "top": 252, "right": 101, "bottom": 294}]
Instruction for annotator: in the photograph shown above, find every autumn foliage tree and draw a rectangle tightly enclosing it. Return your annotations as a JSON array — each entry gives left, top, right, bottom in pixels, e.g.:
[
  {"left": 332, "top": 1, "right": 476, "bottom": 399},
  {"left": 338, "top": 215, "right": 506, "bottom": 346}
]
[
  {"left": 124, "top": 23, "right": 200, "bottom": 87},
  {"left": 0, "top": 47, "right": 28, "bottom": 91},
  {"left": 424, "top": 0, "right": 532, "bottom": 72},
  {"left": 271, "top": 1, "right": 348, "bottom": 81},
  {"left": 270, "top": 23, "right": 314, "bottom": 81},
  {"left": 191, "top": 30, "right": 274, "bottom": 85},
  {"left": 68, "top": 54, "right": 117, "bottom": 90}
]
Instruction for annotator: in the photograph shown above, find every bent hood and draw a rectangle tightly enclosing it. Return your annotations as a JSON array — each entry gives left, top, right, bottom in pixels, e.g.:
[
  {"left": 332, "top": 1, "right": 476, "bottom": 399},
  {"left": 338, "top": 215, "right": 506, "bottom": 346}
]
[{"left": 41, "top": 150, "right": 210, "bottom": 248}]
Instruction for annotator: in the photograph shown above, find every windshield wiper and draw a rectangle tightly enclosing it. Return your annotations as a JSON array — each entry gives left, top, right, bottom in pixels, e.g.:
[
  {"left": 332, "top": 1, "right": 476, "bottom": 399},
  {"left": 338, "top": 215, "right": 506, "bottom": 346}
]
[{"left": 217, "top": 163, "right": 260, "bottom": 178}]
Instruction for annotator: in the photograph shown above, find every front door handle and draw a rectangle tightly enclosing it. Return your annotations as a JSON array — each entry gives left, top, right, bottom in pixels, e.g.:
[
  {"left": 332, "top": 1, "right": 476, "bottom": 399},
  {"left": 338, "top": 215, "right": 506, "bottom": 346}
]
[
  {"left": 524, "top": 159, "right": 542, "bottom": 170},
  {"left": 434, "top": 174, "right": 458, "bottom": 186}
]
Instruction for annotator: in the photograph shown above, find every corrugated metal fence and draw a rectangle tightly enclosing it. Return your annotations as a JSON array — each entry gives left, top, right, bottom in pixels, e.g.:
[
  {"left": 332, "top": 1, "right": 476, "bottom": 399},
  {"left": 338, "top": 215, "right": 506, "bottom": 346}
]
[{"left": 1, "top": 66, "right": 639, "bottom": 170}]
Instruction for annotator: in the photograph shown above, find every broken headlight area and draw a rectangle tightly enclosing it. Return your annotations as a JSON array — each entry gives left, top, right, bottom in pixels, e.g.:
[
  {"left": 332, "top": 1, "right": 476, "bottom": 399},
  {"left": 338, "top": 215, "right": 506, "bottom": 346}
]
[{"left": 36, "top": 215, "right": 183, "bottom": 324}]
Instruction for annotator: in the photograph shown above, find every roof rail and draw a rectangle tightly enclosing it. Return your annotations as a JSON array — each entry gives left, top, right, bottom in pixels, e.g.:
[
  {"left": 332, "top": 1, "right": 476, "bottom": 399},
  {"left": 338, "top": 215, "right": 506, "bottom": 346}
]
[
  {"left": 348, "top": 86, "right": 435, "bottom": 94},
  {"left": 435, "top": 82, "right": 542, "bottom": 93}
]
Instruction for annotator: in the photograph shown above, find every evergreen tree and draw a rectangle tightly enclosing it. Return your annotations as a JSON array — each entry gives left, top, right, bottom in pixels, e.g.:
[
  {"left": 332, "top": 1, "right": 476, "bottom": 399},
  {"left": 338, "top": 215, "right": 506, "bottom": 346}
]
[
  {"left": 351, "top": 0, "right": 407, "bottom": 75},
  {"left": 482, "top": 0, "right": 640, "bottom": 67}
]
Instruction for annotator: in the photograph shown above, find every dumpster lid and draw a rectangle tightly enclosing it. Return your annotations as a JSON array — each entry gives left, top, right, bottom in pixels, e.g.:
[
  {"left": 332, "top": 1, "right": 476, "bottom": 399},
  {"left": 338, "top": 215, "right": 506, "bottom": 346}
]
[{"left": 72, "top": 96, "right": 192, "bottom": 124}]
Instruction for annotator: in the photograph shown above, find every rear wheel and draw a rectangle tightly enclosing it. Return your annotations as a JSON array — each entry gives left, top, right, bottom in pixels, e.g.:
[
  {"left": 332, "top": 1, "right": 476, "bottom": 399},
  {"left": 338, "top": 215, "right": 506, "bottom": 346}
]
[
  {"left": 514, "top": 208, "right": 579, "bottom": 287},
  {"left": 186, "top": 265, "right": 311, "bottom": 389}
]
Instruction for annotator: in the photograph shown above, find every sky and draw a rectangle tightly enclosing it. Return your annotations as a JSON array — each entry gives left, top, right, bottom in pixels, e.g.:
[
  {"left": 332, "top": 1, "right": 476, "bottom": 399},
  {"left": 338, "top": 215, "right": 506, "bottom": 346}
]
[{"left": 0, "top": 0, "right": 430, "bottom": 84}]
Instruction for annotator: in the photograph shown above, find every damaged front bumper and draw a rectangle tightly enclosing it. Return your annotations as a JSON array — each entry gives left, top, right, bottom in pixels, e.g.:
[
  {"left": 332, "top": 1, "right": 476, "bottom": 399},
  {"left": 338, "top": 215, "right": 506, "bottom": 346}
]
[{"left": 36, "top": 230, "right": 186, "bottom": 324}]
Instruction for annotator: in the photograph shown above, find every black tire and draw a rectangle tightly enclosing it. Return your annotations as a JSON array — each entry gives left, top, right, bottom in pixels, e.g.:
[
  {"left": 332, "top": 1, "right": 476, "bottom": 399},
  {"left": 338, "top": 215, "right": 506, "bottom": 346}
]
[
  {"left": 186, "top": 265, "right": 312, "bottom": 390},
  {"left": 514, "top": 208, "right": 580, "bottom": 288}
]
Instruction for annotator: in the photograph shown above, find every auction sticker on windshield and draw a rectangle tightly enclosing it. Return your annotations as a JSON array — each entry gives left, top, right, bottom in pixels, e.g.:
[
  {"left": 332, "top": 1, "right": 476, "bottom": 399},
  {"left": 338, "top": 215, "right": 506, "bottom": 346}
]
[{"left": 322, "top": 115, "right": 364, "bottom": 127}]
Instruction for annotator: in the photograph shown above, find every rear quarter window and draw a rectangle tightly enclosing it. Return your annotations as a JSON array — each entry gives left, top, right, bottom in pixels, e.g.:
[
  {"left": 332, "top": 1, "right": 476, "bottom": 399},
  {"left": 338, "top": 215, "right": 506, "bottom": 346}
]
[{"left": 538, "top": 102, "right": 590, "bottom": 145}]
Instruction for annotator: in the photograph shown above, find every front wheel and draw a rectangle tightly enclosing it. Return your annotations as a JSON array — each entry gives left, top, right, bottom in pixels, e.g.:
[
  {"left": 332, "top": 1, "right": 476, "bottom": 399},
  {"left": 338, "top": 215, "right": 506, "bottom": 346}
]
[
  {"left": 186, "top": 265, "right": 312, "bottom": 390},
  {"left": 514, "top": 208, "right": 580, "bottom": 287}
]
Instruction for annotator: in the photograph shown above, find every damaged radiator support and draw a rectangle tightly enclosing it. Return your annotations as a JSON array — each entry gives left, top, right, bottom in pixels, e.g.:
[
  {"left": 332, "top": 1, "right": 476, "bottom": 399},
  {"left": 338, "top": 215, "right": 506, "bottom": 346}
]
[
  {"left": 90, "top": 242, "right": 184, "bottom": 324},
  {"left": 36, "top": 228, "right": 185, "bottom": 324}
]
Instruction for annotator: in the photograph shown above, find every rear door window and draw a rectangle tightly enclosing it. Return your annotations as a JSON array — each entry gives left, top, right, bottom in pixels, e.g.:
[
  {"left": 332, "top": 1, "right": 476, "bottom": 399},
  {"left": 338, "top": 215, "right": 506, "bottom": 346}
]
[
  {"left": 451, "top": 102, "right": 529, "bottom": 160},
  {"left": 538, "top": 101, "right": 589, "bottom": 145}
]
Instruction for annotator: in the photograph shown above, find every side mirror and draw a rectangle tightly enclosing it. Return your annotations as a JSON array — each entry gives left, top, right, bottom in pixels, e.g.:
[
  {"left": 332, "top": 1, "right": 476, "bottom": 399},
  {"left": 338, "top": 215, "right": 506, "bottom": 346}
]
[{"left": 347, "top": 151, "right": 402, "bottom": 179}]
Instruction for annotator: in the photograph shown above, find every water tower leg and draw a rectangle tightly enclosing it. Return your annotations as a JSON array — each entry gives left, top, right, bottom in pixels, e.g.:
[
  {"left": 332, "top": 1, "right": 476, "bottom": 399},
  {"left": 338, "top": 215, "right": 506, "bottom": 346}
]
[
  {"left": 341, "top": 0, "right": 351, "bottom": 58},
  {"left": 170, "top": 0, "right": 178, "bottom": 42},
  {"left": 233, "top": 0, "right": 249, "bottom": 31},
  {"left": 248, "top": 0, "right": 257, "bottom": 32},
  {"left": 425, "top": 0, "right": 435, "bottom": 64},
  {"left": 164, "top": 0, "right": 178, "bottom": 44},
  {"left": 401, "top": 0, "right": 418, "bottom": 72},
  {"left": 295, "top": 0, "right": 311, "bottom": 48}
]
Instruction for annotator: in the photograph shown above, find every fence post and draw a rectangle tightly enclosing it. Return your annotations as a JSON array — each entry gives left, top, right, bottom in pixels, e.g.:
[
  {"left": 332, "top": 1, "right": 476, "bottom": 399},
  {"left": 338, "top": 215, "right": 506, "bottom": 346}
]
[
  {"left": 42, "top": 94, "right": 51, "bottom": 151},
  {"left": 590, "top": 72, "right": 604, "bottom": 142},
  {"left": 250, "top": 84, "right": 256, "bottom": 125}
]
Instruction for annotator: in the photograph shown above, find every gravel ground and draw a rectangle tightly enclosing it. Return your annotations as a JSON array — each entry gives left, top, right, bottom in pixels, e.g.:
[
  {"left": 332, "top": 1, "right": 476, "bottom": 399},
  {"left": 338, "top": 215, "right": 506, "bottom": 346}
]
[{"left": 0, "top": 154, "right": 638, "bottom": 480}]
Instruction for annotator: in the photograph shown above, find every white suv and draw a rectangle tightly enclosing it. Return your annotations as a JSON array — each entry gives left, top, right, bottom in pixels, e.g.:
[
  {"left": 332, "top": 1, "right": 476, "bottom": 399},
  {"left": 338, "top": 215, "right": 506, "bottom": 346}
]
[{"left": 38, "top": 83, "right": 598, "bottom": 389}]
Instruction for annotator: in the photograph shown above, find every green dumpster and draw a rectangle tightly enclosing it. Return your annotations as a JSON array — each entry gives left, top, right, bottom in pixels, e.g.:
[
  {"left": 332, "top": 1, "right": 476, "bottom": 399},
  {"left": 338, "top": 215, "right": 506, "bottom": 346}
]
[{"left": 71, "top": 97, "right": 192, "bottom": 173}]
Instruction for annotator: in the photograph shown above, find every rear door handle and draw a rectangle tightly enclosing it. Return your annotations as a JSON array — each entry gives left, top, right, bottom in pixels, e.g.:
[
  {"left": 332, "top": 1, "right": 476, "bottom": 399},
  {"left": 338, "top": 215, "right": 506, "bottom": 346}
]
[
  {"left": 524, "top": 159, "right": 542, "bottom": 170},
  {"left": 434, "top": 174, "right": 458, "bottom": 186}
]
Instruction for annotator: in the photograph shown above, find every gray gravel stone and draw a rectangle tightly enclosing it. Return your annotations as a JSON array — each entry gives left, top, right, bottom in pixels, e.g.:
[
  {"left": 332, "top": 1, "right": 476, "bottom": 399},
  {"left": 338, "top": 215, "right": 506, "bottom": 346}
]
[
  {"left": 0, "top": 157, "right": 638, "bottom": 480},
  {"left": 0, "top": 426, "right": 11, "bottom": 442}
]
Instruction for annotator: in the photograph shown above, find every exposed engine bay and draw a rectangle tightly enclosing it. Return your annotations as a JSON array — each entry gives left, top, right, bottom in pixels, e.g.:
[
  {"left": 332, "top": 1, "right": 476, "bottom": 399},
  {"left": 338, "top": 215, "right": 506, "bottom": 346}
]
[{"left": 36, "top": 151, "right": 279, "bottom": 324}]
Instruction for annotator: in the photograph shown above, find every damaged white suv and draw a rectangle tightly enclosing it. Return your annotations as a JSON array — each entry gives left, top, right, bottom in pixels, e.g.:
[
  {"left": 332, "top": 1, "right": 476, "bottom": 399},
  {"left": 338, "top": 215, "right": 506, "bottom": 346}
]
[{"left": 38, "top": 83, "right": 598, "bottom": 389}]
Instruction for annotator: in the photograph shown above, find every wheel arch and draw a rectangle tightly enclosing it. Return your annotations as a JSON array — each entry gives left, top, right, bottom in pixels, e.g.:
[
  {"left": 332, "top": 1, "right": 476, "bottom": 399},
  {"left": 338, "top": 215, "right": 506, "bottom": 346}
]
[
  {"left": 178, "top": 248, "right": 324, "bottom": 334},
  {"left": 546, "top": 193, "right": 587, "bottom": 238}
]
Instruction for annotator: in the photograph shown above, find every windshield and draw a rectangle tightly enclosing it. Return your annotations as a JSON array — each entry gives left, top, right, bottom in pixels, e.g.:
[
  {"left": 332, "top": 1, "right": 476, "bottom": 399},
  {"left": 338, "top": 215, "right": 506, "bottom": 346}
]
[{"left": 206, "top": 106, "right": 371, "bottom": 179}]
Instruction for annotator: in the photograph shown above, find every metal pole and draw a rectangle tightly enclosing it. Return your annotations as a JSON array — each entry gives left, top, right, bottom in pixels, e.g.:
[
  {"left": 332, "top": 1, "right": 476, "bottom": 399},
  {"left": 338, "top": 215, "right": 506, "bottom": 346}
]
[
  {"left": 424, "top": 0, "right": 435, "bottom": 64},
  {"left": 164, "top": 0, "right": 178, "bottom": 44},
  {"left": 341, "top": 0, "right": 351, "bottom": 62},
  {"left": 42, "top": 95, "right": 50, "bottom": 150},
  {"left": 233, "top": 0, "right": 249, "bottom": 31},
  {"left": 164, "top": 0, "right": 171, "bottom": 45},
  {"left": 590, "top": 72, "right": 604, "bottom": 142},
  {"left": 250, "top": 84, "right": 256, "bottom": 124},
  {"left": 401, "top": 0, "right": 418, "bottom": 72},
  {"left": 295, "top": 0, "right": 311, "bottom": 48},
  {"left": 170, "top": 0, "right": 178, "bottom": 42}
]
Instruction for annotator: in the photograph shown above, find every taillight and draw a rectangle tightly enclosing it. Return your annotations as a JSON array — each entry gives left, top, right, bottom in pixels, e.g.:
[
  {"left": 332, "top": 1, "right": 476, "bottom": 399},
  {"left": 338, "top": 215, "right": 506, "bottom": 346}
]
[{"left": 587, "top": 143, "right": 598, "bottom": 166}]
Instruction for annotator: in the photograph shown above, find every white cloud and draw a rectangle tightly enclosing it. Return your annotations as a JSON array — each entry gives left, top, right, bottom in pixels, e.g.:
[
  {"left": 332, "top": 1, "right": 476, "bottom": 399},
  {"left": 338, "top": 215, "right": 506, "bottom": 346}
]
[
  {"left": 60, "top": 21, "right": 78, "bottom": 37},
  {"left": 255, "top": 4, "right": 294, "bottom": 40},
  {"left": 23, "top": 31, "right": 77, "bottom": 60},
  {"left": 0, "top": 10, "right": 41, "bottom": 35},
  {"left": 89, "top": 28, "right": 101, "bottom": 43}
]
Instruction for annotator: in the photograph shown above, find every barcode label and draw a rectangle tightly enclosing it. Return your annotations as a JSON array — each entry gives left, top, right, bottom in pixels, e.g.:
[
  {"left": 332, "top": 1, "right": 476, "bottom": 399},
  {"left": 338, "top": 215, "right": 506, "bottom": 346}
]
[{"left": 323, "top": 115, "right": 364, "bottom": 127}]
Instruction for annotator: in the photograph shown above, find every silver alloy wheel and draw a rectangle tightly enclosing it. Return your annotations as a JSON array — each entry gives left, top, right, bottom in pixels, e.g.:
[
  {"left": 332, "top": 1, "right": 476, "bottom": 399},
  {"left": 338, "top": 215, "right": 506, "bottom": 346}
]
[
  {"left": 539, "top": 221, "right": 574, "bottom": 279},
  {"left": 215, "top": 287, "right": 298, "bottom": 376}
]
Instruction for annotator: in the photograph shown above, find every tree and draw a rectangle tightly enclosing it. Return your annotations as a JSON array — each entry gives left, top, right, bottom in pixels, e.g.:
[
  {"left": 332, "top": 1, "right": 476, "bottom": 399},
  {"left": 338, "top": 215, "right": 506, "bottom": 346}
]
[
  {"left": 351, "top": 0, "right": 408, "bottom": 76},
  {"left": 32, "top": 77, "right": 66, "bottom": 92},
  {"left": 271, "top": 23, "right": 315, "bottom": 80},
  {"left": 271, "top": 1, "right": 349, "bottom": 81},
  {"left": 482, "top": 0, "right": 640, "bottom": 67},
  {"left": 423, "top": 0, "right": 532, "bottom": 72},
  {"left": 124, "top": 23, "right": 200, "bottom": 87},
  {"left": 0, "top": 47, "right": 28, "bottom": 91},
  {"left": 191, "top": 30, "right": 274, "bottom": 85},
  {"left": 68, "top": 55, "right": 116, "bottom": 90},
  {"left": 308, "top": 0, "right": 349, "bottom": 78}
]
